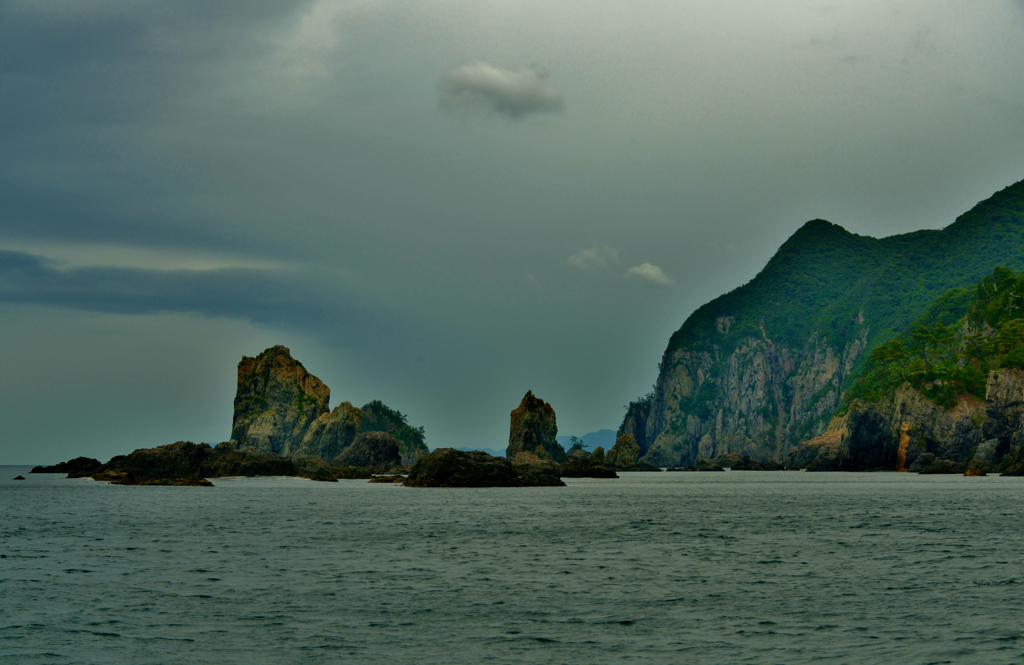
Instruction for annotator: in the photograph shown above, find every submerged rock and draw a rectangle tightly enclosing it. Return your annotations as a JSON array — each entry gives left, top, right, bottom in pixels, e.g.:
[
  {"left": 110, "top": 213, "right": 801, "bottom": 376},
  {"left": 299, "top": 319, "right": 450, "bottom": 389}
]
[
  {"left": 404, "top": 448, "right": 564, "bottom": 488},
  {"left": 506, "top": 391, "right": 565, "bottom": 462}
]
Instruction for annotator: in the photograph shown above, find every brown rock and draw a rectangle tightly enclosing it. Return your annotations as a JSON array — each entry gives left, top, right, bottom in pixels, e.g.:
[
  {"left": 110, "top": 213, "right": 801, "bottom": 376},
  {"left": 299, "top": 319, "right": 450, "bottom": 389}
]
[
  {"left": 404, "top": 448, "right": 564, "bottom": 487},
  {"left": 333, "top": 431, "right": 401, "bottom": 470},
  {"left": 229, "top": 346, "right": 330, "bottom": 457},
  {"left": 506, "top": 391, "right": 565, "bottom": 462}
]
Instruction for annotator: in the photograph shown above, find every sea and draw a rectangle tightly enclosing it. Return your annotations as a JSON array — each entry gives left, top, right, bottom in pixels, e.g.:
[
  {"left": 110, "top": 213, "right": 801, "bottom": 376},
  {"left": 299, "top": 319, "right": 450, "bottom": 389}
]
[{"left": 2, "top": 466, "right": 1022, "bottom": 665}]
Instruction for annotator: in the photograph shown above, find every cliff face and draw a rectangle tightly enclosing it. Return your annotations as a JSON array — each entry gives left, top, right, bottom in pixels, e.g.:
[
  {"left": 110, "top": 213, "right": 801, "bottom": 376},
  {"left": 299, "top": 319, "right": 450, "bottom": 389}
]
[
  {"left": 293, "top": 401, "right": 361, "bottom": 460},
  {"left": 640, "top": 328, "right": 867, "bottom": 466},
  {"left": 507, "top": 391, "right": 564, "bottom": 462},
  {"left": 783, "top": 370, "right": 1024, "bottom": 472},
  {"left": 230, "top": 346, "right": 330, "bottom": 457}
]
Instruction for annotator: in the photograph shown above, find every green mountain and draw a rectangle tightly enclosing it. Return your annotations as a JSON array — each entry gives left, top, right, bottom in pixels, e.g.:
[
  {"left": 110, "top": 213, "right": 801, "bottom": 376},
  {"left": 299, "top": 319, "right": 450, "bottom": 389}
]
[
  {"left": 844, "top": 265, "right": 1024, "bottom": 410},
  {"left": 620, "top": 178, "right": 1024, "bottom": 466}
]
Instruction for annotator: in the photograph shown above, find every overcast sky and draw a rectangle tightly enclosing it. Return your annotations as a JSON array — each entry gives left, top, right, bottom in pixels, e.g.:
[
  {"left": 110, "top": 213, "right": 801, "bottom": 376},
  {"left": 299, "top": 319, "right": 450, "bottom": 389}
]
[{"left": 2, "top": 0, "right": 1024, "bottom": 464}]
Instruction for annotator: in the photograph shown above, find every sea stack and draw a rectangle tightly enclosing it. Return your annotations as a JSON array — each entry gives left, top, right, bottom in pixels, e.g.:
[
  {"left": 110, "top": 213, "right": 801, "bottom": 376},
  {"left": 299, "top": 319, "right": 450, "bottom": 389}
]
[
  {"left": 506, "top": 391, "right": 565, "bottom": 462},
  {"left": 230, "top": 346, "right": 330, "bottom": 457}
]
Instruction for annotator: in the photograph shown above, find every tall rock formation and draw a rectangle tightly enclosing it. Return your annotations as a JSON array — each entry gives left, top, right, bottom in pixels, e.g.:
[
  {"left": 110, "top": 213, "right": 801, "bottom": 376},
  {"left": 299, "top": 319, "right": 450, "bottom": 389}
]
[
  {"left": 627, "top": 180, "right": 1024, "bottom": 467},
  {"left": 230, "top": 345, "right": 427, "bottom": 463},
  {"left": 506, "top": 391, "right": 565, "bottom": 462},
  {"left": 230, "top": 346, "right": 330, "bottom": 457}
]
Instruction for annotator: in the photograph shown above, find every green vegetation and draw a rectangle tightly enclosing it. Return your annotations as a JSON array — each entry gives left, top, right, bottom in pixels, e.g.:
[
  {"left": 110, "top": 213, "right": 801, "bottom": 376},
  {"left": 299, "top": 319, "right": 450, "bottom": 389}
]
[
  {"left": 665, "top": 181, "right": 1024, "bottom": 364},
  {"left": 359, "top": 400, "right": 428, "bottom": 459},
  {"left": 842, "top": 266, "right": 1024, "bottom": 410}
]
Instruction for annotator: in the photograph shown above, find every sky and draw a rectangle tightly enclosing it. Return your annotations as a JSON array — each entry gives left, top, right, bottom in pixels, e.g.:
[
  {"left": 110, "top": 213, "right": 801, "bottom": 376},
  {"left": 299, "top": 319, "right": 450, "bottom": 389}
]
[{"left": 2, "top": 0, "right": 1024, "bottom": 464}]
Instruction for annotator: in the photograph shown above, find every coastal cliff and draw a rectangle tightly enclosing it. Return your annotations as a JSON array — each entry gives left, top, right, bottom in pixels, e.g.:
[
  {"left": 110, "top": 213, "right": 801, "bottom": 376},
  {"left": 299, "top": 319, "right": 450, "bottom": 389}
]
[{"left": 624, "top": 180, "right": 1024, "bottom": 467}]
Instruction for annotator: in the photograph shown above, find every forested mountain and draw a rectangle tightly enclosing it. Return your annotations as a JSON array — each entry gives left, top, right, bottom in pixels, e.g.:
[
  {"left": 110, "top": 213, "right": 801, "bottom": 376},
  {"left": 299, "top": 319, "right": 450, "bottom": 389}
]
[{"left": 620, "top": 179, "right": 1024, "bottom": 466}]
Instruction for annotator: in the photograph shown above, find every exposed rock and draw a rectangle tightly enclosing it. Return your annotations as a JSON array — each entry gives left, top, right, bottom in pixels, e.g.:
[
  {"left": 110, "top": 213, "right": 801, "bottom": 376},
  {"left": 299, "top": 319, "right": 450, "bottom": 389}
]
[
  {"left": 293, "top": 401, "right": 361, "bottom": 460},
  {"left": 31, "top": 457, "right": 103, "bottom": 476},
  {"left": 606, "top": 434, "right": 640, "bottom": 469},
  {"left": 640, "top": 329, "right": 868, "bottom": 467},
  {"left": 201, "top": 442, "right": 297, "bottom": 477},
  {"left": 784, "top": 370, "right": 1024, "bottom": 472},
  {"left": 590, "top": 446, "right": 606, "bottom": 464},
  {"left": 404, "top": 448, "right": 564, "bottom": 488},
  {"left": 918, "top": 459, "right": 965, "bottom": 474},
  {"left": 230, "top": 346, "right": 330, "bottom": 457},
  {"left": 506, "top": 391, "right": 565, "bottom": 462},
  {"left": 332, "top": 431, "right": 401, "bottom": 470},
  {"left": 566, "top": 448, "right": 591, "bottom": 460},
  {"left": 91, "top": 469, "right": 214, "bottom": 486},
  {"left": 710, "top": 452, "right": 786, "bottom": 470},
  {"left": 512, "top": 451, "right": 556, "bottom": 467},
  {"left": 13, "top": 475, "right": 25, "bottom": 480},
  {"left": 668, "top": 458, "right": 726, "bottom": 471},
  {"left": 559, "top": 457, "right": 618, "bottom": 478},
  {"left": 369, "top": 475, "right": 406, "bottom": 483},
  {"left": 95, "top": 441, "right": 299, "bottom": 484}
]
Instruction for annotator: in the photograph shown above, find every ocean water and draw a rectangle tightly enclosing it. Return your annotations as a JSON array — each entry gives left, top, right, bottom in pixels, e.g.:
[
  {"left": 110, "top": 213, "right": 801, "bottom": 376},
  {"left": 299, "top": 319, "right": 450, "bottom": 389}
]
[{"left": 2, "top": 467, "right": 1023, "bottom": 665}]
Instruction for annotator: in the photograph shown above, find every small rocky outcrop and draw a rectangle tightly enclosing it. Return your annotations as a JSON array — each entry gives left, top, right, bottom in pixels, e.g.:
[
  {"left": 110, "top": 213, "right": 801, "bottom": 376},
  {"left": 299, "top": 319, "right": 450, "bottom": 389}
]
[
  {"left": 506, "top": 391, "right": 565, "bottom": 462},
  {"left": 13, "top": 475, "right": 25, "bottom": 480},
  {"left": 559, "top": 457, "right": 618, "bottom": 478},
  {"left": 667, "top": 458, "right": 725, "bottom": 472},
  {"left": 31, "top": 457, "right": 102, "bottom": 476},
  {"left": 333, "top": 431, "right": 401, "bottom": 470},
  {"left": 91, "top": 469, "right": 214, "bottom": 486},
  {"left": 708, "top": 452, "right": 786, "bottom": 470},
  {"left": 604, "top": 434, "right": 662, "bottom": 471},
  {"left": 404, "top": 448, "right": 564, "bottom": 487},
  {"left": 230, "top": 346, "right": 330, "bottom": 457},
  {"left": 606, "top": 434, "right": 639, "bottom": 468}
]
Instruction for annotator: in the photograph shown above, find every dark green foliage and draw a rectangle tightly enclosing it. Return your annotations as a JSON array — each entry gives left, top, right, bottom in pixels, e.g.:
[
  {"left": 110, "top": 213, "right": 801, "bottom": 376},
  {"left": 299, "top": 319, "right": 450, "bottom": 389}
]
[
  {"left": 360, "top": 400, "right": 428, "bottom": 460},
  {"left": 842, "top": 266, "right": 1024, "bottom": 409},
  {"left": 664, "top": 180, "right": 1024, "bottom": 367}
]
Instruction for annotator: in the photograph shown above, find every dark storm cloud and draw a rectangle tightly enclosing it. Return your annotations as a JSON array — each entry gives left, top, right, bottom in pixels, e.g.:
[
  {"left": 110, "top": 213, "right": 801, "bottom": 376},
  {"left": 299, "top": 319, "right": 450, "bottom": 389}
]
[
  {"left": 0, "top": 2, "right": 299, "bottom": 129},
  {"left": 0, "top": 249, "right": 381, "bottom": 341},
  {"left": 438, "top": 62, "right": 565, "bottom": 118}
]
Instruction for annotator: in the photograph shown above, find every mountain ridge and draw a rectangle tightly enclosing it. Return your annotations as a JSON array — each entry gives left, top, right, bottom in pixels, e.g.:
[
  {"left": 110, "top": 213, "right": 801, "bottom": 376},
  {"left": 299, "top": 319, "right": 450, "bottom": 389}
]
[{"left": 625, "top": 178, "right": 1024, "bottom": 466}]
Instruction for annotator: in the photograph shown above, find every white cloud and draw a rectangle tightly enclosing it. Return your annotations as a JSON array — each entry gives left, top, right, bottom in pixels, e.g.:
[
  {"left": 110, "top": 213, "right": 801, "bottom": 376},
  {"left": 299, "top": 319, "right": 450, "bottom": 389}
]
[
  {"left": 567, "top": 246, "right": 618, "bottom": 270},
  {"left": 439, "top": 62, "right": 565, "bottom": 118},
  {"left": 624, "top": 263, "right": 674, "bottom": 288}
]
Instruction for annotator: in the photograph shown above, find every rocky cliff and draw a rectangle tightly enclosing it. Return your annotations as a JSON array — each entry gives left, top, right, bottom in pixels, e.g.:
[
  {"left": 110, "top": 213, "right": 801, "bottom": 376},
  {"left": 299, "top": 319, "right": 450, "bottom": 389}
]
[
  {"left": 784, "top": 369, "right": 1024, "bottom": 473},
  {"left": 230, "top": 346, "right": 330, "bottom": 456},
  {"left": 626, "top": 180, "right": 1024, "bottom": 467},
  {"left": 506, "top": 391, "right": 565, "bottom": 462},
  {"left": 230, "top": 346, "right": 427, "bottom": 463}
]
